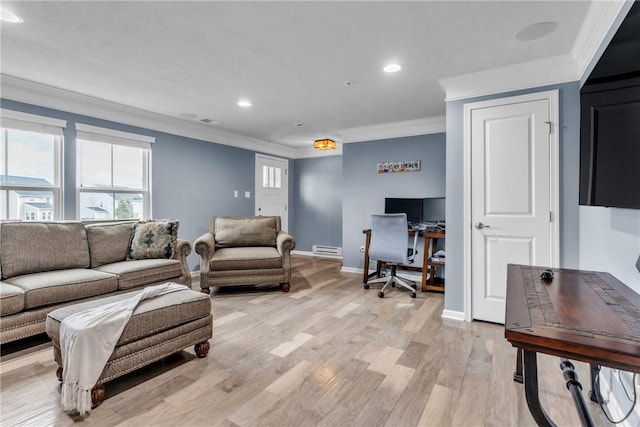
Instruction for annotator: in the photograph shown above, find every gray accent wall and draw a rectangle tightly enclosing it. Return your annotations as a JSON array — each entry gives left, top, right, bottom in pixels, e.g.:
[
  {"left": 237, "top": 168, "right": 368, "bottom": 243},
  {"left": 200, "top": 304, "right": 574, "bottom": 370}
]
[
  {"left": 1, "top": 99, "right": 258, "bottom": 271},
  {"left": 291, "top": 156, "right": 342, "bottom": 252},
  {"left": 342, "top": 133, "right": 446, "bottom": 270},
  {"left": 444, "top": 81, "right": 581, "bottom": 315}
]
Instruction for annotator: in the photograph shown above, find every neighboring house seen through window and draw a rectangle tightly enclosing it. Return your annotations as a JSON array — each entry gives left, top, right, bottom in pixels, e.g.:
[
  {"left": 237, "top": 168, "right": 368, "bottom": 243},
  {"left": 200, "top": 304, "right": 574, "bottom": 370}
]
[
  {"left": 0, "top": 109, "right": 65, "bottom": 221},
  {"left": 76, "top": 124, "right": 153, "bottom": 220}
]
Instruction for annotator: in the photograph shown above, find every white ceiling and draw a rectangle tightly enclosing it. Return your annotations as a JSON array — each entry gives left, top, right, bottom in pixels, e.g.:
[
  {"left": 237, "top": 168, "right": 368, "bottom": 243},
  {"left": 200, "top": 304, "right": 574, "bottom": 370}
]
[{"left": 0, "top": 1, "right": 623, "bottom": 157}]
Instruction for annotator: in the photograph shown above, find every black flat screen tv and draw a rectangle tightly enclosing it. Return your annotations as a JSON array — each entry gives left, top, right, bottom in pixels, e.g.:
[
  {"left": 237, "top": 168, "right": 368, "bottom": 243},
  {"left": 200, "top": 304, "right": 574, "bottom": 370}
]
[
  {"left": 384, "top": 198, "right": 423, "bottom": 224},
  {"left": 579, "top": 77, "right": 640, "bottom": 209}
]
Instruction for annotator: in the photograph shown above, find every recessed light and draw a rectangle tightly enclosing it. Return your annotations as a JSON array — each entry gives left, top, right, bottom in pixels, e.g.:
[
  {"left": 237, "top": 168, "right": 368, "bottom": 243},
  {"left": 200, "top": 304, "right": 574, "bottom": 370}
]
[
  {"left": 237, "top": 100, "right": 252, "bottom": 107},
  {"left": 0, "top": 7, "right": 23, "bottom": 23},
  {"left": 516, "top": 22, "right": 556, "bottom": 42},
  {"left": 383, "top": 64, "right": 402, "bottom": 73}
]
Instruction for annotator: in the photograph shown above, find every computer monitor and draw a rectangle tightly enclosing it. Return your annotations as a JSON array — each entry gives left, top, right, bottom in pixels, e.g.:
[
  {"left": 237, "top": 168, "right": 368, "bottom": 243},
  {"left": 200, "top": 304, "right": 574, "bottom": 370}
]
[
  {"left": 384, "top": 198, "right": 423, "bottom": 224},
  {"left": 422, "top": 197, "right": 446, "bottom": 224}
]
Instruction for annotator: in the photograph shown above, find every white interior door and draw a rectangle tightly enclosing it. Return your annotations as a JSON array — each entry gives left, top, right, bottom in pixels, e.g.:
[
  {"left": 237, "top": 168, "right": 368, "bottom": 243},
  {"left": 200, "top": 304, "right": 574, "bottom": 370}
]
[
  {"left": 255, "top": 154, "right": 288, "bottom": 231},
  {"left": 468, "top": 92, "right": 558, "bottom": 324}
]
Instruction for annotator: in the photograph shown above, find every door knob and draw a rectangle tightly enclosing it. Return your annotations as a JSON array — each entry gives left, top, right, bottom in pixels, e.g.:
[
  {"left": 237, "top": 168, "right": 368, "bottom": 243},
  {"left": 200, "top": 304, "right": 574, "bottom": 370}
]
[{"left": 475, "top": 222, "right": 490, "bottom": 229}]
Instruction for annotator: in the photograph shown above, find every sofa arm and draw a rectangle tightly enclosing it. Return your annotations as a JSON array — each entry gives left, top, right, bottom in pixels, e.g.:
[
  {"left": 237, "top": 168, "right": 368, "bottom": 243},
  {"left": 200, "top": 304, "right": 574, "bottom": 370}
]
[
  {"left": 174, "top": 239, "right": 192, "bottom": 288},
  {"left": 194, "top": 232, "right": 215, "bottom": 273},
  {"left": 276, "top": 231, "right": 296, "bottom": 255}
]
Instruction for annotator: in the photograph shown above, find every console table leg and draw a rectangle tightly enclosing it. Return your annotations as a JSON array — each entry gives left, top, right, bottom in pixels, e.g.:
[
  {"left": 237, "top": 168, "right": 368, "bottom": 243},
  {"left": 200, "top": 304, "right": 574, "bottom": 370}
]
[
  {"left": 513, "top": 348, "right": 524, "bottom": 383},
  {"left": 560, "top": 359, "right": 595, "bottom": 427},
  {"left": 523, "top": 350, "right": 557, "bottom": 427},
  {"left": 588, "top": 364, "right": 603, "bottom": 404}
]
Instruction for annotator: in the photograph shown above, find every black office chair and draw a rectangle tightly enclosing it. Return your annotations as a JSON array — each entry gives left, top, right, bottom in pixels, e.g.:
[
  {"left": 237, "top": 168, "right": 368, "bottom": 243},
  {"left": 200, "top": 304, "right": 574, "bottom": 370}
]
[{"left": 365, "top": 213, "right": 419, "bottom": 298}]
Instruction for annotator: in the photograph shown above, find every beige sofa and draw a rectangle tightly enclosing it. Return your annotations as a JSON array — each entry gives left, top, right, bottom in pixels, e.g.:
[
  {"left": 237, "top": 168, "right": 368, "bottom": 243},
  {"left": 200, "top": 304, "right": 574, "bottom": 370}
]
[
  {"left": 194, "top": 216, "right": 295, "bottom": 294},
  {"left": 0, "top": 220, "right": 191, "bottom": 344}
]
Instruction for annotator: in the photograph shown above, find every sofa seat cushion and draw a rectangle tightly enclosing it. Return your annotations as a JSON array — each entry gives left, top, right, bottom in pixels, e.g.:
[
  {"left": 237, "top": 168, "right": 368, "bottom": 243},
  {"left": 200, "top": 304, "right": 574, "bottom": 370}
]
[
  {"left": 0, "top": 282, "right": 25, "bottom": 316},
  {"left": 95, "top": 259, "right": 183, "bottom": 290},
  {"left": 210, "top": 247, "right": 283, "bottom": 270},
  {"left": 46, "top": 286, "right": 211, "bottom": 347},
  {"left": 5, "top": 269, "right": 118, "bottom": 310}
]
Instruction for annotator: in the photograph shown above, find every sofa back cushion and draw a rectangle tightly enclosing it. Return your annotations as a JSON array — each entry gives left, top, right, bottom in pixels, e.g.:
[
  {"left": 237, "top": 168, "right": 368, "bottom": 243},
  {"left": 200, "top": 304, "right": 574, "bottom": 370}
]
[
  {"left": 86, "top": 222, "right": 135, "bottom": 267},
  {"left": 0, "top": 222, "right": 90, "bottom": 279},
  {"left": 213, "top": 217, "right": 278, "bottom": 248}
]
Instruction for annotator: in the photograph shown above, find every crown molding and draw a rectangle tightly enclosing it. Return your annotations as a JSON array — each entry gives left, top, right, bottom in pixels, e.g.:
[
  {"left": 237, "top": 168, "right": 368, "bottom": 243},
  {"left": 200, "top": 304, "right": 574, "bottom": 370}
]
[
  {"left": 0, "top": 74, "right": 295, "bottom": 158},
  {"left": 338, "top": 116, "right": 446, "bottom": 144},
  {"left": 292, "top": 116, "right": 446, "bottom": 159},
  {"left": 438, "top": 54, "right": 578, "bottom": 102},
  {"left": 572, "top": 0, "right": 634, "bottom": 86}
]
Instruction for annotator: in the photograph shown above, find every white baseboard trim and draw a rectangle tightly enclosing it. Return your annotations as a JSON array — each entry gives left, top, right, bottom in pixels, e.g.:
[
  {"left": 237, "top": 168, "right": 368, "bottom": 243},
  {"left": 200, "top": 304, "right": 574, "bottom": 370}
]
[
  {"left": 291, "top": 250, "right": 342, "bottom": 260},
  {"left": 441, "top": 309, "right": 466, "bottom": 322},
  {"left": 341, "top": 266, "right": 362, "bottom": 274}
]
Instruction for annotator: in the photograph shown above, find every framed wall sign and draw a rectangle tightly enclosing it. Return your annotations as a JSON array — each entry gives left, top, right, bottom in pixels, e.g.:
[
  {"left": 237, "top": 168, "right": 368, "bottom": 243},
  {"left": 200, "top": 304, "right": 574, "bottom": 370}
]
[{"left": 377, "top": 160, "right": 421, "bottom": 173}]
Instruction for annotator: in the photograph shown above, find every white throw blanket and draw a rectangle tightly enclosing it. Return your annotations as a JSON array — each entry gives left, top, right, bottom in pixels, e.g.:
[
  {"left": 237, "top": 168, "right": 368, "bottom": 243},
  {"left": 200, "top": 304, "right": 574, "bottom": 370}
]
[{"left": 59, "top": 282, "right": 188, "bottom": 415}]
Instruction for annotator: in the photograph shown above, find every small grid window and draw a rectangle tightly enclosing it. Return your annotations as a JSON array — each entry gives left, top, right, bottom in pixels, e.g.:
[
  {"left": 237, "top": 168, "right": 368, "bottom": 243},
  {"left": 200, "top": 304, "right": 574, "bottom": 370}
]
[{"left": 262, "top": 165, "right": 282, "bottom": 189}]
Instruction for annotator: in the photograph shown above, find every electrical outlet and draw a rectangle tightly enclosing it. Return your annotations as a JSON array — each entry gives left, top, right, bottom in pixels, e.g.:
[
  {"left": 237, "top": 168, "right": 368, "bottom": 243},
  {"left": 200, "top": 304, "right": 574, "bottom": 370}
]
[
  {"left": 360, "top": 245, "right": 365, "bottom": 253},
  {"left": 244, "top": 191, "right": 251, "bottom": 199}
]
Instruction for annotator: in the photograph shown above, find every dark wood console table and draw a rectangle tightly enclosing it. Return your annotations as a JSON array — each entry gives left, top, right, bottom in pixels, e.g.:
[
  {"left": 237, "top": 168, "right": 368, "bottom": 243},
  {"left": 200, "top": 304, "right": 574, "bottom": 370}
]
[
  {"left": 505, "top": 264, "right": 640, "bottom": 427},
  {"left": 362, "top": 229, "right": 445, "bottom": 292}
]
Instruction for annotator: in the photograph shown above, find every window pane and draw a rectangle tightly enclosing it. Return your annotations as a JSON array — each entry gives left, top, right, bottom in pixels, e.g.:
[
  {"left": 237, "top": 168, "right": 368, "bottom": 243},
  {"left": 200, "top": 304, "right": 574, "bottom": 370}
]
[
  {"left": 113, "top": 145, "right": 143, "bottom": 188},
  {"left": 6, "top": 129, "right": 56, "bottom": 185},
  {"left": 263, "top": 165, "right": 269, "bottom": 188},
  {"left": 1, "top": 130, "right": 6, "bottom": 176},
  {"left": 269, "top": 166, "right": 275, "bottom": 188},
  {"left": 0, "top": 190, "right": 6, "bottom": 220},
  {"left": 79, "top": 192, "right": 114, "bottom": 220},
  {"left": 274, "top": 167, "right": 282, "bottom": 189},
  {"left": 8, "top": 190, "right": 55, "bottom": 221},
  {"left": 115, "top": 193, "right": 143, "bottom": 219},
  {"left": 78, "top": 139, "right": 111, "bottom": 187}
]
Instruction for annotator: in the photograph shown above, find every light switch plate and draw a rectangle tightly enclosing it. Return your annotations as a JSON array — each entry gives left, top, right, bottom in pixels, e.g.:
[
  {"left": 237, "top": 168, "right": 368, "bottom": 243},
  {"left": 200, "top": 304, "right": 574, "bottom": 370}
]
[{"left": 244, "top": 191, "right": 251, "bottom": 198}]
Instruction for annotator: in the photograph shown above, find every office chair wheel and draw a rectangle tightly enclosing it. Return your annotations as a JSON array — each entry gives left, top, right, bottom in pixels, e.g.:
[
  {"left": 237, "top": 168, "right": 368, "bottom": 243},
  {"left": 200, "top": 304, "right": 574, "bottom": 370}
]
[
  {"left": 364, "top": 283, "right": 370, "bottom": 289},
  {"left": 411, "top": 283, "right": 417, "bottom": 289},
  {"left": 411, "top": 292, "right": 417, "bottom": 298},
  {"left": 378, "top": 291, "right": 384, "bottom": 298}
]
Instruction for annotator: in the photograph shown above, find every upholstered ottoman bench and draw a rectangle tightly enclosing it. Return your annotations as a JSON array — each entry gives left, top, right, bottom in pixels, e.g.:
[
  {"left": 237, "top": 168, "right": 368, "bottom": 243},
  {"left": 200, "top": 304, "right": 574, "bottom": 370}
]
[{"left": 45, "top": 286, "right": 212, "bottom": 409}]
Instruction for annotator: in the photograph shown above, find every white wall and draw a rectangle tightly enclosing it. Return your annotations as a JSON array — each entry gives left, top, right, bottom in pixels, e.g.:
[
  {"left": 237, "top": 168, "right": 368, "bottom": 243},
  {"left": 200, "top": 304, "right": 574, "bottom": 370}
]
[{"left": 579, "top": 206, "right": 640, "bottom": 290}]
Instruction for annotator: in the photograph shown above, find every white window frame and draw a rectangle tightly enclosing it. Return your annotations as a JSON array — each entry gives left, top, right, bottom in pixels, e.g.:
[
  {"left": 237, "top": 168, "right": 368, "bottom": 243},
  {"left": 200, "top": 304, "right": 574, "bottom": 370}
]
[
  {"left": 0, "top": 109, "right": 66, "bottom": 221},
  {"left": 75, "top": 124, "right": 153, "bottom": 220}
]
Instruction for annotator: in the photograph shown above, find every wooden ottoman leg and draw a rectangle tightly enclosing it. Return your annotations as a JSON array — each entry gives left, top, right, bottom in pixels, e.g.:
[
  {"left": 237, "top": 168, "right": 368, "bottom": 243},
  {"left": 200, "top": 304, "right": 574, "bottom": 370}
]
[
  {"left": 194, "top": 341, "right": 210, "bottom": 358},
  {"left": 91, "top": 384, "right": 106, "bottom": 408},
  {"left": 280, "top": 283, "right": 291, "bottom": 292},
  {"left": 56, "top": 367, "right": 63, "bottom": 382},
  {"left": 200, "top": 287, "right": 211, "bottom": 295}
]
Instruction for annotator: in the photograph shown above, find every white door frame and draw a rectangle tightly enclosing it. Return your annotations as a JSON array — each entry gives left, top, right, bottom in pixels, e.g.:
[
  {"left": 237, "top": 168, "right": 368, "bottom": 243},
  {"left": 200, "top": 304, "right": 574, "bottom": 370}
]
[{"left": 462, "top": 90, "right": 560, "bottom": 322}]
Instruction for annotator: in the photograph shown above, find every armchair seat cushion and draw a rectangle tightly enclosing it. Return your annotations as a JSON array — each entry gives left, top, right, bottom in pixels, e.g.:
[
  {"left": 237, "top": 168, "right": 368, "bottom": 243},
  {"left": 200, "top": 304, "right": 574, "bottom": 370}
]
[
  {"left": 95, "top": 259, "right": 183, "bottom": 290},
  {"left": 5, "top": 269, "right": 118, "bottom": 310},
  {"left": 210, "top": 247, "right": 283, "bottom": 270}
]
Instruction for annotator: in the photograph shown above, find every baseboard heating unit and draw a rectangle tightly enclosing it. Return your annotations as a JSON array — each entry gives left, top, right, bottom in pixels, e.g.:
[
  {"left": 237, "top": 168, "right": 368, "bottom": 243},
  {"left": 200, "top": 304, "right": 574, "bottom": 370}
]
[{"left": 312, "top": 245, "right": 342, "bottom": 256}]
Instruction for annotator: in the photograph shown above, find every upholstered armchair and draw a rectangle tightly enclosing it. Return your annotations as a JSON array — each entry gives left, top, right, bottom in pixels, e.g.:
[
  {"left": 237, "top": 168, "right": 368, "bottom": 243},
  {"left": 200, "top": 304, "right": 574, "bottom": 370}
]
[{"left": 194, "top": 216, "right": 296, "bottom": 294}]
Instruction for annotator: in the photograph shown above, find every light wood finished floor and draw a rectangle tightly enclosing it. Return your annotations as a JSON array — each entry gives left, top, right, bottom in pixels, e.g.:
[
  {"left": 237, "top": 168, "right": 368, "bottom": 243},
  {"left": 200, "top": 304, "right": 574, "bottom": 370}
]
[{"left": 1, "top": 256, "right": 612, "bottom": 426}]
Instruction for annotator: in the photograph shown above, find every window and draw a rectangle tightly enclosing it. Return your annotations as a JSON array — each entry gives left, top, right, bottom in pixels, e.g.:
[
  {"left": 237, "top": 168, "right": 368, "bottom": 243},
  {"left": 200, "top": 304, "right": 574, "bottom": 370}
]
[
  {"left": 262, "top": 165, "right": 282, "bottom": 189},
  {"left": 0, "top": 109, "right": 65, "bottom": 221},
  {"left": 76, "top": 124, "right": 153, "bottom": 220}
]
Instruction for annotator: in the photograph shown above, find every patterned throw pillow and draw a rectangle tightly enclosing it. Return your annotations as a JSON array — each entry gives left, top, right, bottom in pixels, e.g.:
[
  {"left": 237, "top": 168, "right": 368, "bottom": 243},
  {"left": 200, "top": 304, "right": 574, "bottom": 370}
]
[{"left": 128, "top": 220, "right": 178, "bottom": 260}]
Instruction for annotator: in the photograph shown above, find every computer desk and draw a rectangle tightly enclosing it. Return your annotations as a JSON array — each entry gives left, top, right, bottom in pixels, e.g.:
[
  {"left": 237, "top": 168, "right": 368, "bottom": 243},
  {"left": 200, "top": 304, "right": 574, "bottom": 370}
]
[{"left": 362, "top": 229, "right": 445, "bottom": 292}]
